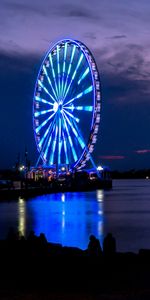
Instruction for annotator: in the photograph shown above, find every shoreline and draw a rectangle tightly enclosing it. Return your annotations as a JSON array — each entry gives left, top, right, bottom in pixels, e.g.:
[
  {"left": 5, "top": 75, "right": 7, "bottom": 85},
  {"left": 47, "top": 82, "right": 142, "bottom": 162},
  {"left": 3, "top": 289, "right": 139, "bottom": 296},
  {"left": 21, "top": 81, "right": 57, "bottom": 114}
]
[{"left": 0, "top": 179, "right": 112, "bottom": 200}]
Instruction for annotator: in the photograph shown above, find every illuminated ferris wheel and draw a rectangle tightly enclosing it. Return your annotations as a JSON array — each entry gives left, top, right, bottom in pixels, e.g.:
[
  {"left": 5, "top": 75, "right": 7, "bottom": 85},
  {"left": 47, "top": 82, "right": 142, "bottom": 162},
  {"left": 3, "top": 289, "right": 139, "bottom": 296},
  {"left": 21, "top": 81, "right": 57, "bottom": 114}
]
[{"left": 33, "top": 39, "right": 101, "bottom": 170}]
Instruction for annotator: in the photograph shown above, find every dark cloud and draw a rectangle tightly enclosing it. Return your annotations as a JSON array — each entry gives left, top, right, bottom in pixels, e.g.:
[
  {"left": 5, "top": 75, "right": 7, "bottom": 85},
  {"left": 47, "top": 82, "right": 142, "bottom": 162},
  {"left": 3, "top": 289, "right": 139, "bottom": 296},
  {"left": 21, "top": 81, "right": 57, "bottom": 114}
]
[
  {"left": 0, "top": 49, "right": 40, "bottom": 73},
  {"left": 91, "top": 42, "right": 150, "bottom": 169},
  {"left": 93, "top": 43, "right": 150, "bottom": 105},
  {"left": 107, "top": 35, "right": 127, "bottom": 39},
  {"left": 84, "top": 32, "right": 97, "bottom": 41},
  {"left": 2, "top": 1, "right": 46, "bottom": 16},
  {"left": 56, "top": 4, "right": 96, "bottom": 20}
]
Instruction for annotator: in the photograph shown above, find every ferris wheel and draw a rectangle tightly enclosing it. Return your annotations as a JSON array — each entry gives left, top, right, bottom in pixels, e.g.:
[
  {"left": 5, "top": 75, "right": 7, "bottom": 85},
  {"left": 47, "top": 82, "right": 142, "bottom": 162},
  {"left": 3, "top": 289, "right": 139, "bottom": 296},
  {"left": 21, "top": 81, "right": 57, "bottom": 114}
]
[{"left": 33, "top": 39, "right": 101, "bottom": 170}]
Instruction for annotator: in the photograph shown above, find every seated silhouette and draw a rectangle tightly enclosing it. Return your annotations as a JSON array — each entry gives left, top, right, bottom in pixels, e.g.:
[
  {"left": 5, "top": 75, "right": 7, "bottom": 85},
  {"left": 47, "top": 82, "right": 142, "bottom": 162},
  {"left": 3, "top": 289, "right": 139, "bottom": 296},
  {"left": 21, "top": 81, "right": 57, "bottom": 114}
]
[
  {"left": 88, "top": 234, "right": 102, "bottom": 256},
  {"left": 27, "top": 230, "right": 38, "bottom": 243},
  {"left": 103, "top": 233, "right": 116, "bottom": 255}
]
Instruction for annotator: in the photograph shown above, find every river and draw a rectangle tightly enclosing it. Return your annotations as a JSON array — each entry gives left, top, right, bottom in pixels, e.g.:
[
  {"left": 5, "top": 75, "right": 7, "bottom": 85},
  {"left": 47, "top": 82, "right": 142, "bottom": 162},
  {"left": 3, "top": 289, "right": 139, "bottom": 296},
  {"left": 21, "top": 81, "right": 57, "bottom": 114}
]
[{"left": 0, "top": 179, "right": 150, "bottom": 253}]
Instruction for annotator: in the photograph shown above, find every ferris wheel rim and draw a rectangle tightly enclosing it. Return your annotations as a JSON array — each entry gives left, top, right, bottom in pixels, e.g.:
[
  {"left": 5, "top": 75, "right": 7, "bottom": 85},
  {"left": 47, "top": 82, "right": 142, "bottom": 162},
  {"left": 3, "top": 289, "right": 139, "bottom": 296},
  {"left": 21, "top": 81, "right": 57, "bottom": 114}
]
[{"left": 33, "top": 38, "right": 101, "bottom": 169}]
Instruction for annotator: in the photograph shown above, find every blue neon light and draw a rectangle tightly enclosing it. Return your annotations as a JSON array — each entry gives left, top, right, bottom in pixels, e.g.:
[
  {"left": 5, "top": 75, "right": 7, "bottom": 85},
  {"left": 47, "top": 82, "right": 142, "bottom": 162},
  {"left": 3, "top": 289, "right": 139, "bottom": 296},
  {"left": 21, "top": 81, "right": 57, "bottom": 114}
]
[
  {"left": 35, "top": 112, "right": 55, "bottom": 133},
  {"left": 43, "top": 116, "right": 57, "bottom": 160},
  {"left": 62, "top": 105, "right": 93, "bottom": 112},
  {"left": 78, "top": 67, "right": 89, "bottom": 85},
  {"left": 63, "top": 111, "right": 85, "bottom": 149},
  {"left": 49, "top": 125, "right": 58, "bottom": 165},
  {"left": 84, "top": 85, "right": 93, "bottom": 94},
  {"left": 39, "top": 127, "right": 49, "bottom": 148},
  {"left": 34, "top": 108, "right": 53, "bottom": 117},
  {"left": 38, "top": 80, "right": 56, "bottom": 102},
  {"left": 58, "top": 113, "right": 62, "bottom": 165},
  {"left": 62, "top": 112, "right": 78, "bottom": 161},
  {"left": 63, "top": 108, "right": 80, "bottom": 123},
  {"left": 43, "top": 135, "right": 52, "bottom": 160},
  {"left": 62, "top": 45, "right": 76, "bottom": 98},
  {"left": 74, "top": 106, "right": 93, "bottom": 112},
  {"left": 43, "top": 65, "right": 57, "bottom": 99},
  {"left": 35, "top": 96, "right": 53, "bottom": 106},
  {"left": 38, "top": 114, "right": 57, "bottom": 151},
  {"left": 64, "top": 85, "right": 93, "bottom": 106},
  {"left": 49, "top": 54, "right": 59, "bottom": 97},
  {"left": 61, "top": 43, "right": 68, "bottom": 96},
  {"left": 62, "top": 132, "right": 69, "bottom": 164},
  {"left": 57, "top": 45, "right": 61, "bottom": 95},
  {"left": 63, "top": 53, "right": 84, "bottom": 99}
]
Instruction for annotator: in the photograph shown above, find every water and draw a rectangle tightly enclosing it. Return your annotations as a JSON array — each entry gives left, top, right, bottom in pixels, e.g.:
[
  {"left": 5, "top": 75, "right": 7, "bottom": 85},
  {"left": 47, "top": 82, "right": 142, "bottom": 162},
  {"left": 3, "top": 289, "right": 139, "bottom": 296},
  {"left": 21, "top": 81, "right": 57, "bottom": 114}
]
[{"left": 0, "top": 179, "right": 150, "bottom": 253}]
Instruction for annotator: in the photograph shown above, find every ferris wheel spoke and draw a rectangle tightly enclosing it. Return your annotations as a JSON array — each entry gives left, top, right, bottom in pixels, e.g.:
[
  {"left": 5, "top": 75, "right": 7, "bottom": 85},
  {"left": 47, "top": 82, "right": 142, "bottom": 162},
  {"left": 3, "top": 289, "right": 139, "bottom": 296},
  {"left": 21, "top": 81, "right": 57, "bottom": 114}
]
[
  {"left": 56, "top": 45, "right": 61, "bottom": 96},
  {"left": 38, "top": 114, "right": 57, "bottom": 151},
  {"left": 64, "top": 105, "right": 93, "bottom": 112},
  {"left": 35, "top": 96, "right": 53, "bottom": 106},
  {"left": 63, "top": 110, "right": 85, "bottom": 150},
  {"left": 73, "top": 117, "right": 87, "bottom": 147},
  {"left": 38, "top": 123, "right": 52, "bottom": 150},
  {"left": 44, "top": 117, "right": 56, "bottom": 160},
  {"left": 61, "top": 42, "right": 68, "bottom": 97},
  {"left": 43, "top": 121, "right": 56, "bottom": 161},
  {"left": 63, "top": 53, "right": 84, "bottom": 100},
  {"left": 62, "top": 111, "right": 78, "bottom": 162},
  {"left": 49, "top": 123, "right": 58, "bottom": 165},
  {"left": 62, "top": 132, "right": 69, "bottom": 165},
  {"left": 63, "top": 85, "right": 93, "bottom": 106},
  {"left": 34, "top": 108, "right": 54, "bottom": 117},
  {"left": 62, "top": 45, "right": 76, "bottom": 99},
  {"left": 35, "top": 112, "right": 56, "bottom": 134},
  {"left": 77, "top": 67, "right": 90, "bottom": 85},
  {"left": 36, "top": 114, "right": 57, "bottom": 166},
  {"left": 38, "top": 80, "right": 56, "bottom": 102},
  {"left": 63, "top": 108, "right": 80, "bottom": 123},
  {"left": 58, "top": 113, "right": 62, "bottom": 165},
  {"left": 43, "top": 65, "right": 57, "bottom": 99},
  {"left": 72, "top": 118, "right": 94, "bottom": 166},
  {"left": 49, "top": 53, "right": 59, "bottom": 99},
  {"left": 43, "top": 135, "right": 52, "bottom": 161}
]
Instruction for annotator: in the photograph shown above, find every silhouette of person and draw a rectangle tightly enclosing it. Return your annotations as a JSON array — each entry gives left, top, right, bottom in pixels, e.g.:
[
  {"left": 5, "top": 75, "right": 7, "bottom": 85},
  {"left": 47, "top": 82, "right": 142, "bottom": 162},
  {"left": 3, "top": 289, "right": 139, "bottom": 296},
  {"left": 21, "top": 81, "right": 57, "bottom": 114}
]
[
  {"left": 88, "top": 234, "right": 102, "bottom": 256},
  {"left": 27, "top": 230, "right": 37, "bottom": 242},
  {"left": 103, "top": 233, "right": 116, "bottom": 256},
  {"left": 39, "top": 233, "right": 47, "bottom": 245}
]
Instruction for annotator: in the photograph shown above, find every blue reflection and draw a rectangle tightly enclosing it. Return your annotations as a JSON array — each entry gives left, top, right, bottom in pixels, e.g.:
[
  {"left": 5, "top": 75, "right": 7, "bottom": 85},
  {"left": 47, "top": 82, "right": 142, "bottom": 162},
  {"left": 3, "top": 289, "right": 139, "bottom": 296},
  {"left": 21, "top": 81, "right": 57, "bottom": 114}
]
[{"left": 29, "top": 191, "right": 104, "bottom": 250}]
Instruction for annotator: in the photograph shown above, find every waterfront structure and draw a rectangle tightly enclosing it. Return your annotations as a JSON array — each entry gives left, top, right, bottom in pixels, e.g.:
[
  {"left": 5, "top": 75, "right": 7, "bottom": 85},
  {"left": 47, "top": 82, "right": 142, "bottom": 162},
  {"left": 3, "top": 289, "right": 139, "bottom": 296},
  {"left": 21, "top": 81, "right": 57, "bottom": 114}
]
[{"left": 33, "top": 39, "right": 101, "bottom": 172}]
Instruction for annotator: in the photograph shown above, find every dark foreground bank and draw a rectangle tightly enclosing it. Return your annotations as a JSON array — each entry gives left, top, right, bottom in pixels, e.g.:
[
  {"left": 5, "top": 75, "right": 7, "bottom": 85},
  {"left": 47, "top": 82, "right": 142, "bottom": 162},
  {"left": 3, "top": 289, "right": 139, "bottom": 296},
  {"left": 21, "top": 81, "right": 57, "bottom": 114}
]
[{"left": 0, "top": 235, "right": 150, "bottom": 300}]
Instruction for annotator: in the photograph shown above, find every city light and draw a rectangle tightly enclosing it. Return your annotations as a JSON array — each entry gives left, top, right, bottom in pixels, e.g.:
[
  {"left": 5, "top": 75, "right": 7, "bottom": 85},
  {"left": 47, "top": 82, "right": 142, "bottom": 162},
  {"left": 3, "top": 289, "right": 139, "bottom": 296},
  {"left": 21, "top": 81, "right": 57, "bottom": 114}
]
[
  {"left": 97, "top": 165, "right": 103, "bottom": 171},
  {"left": 19, "top": 165, "right": 25, "bottom": 171}
]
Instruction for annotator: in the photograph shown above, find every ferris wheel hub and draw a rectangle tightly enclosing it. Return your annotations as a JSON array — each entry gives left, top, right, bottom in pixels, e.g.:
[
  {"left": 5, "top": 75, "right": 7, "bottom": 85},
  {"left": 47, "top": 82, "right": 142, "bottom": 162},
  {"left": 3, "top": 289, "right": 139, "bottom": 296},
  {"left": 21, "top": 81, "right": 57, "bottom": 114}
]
[{"left": 53, "top": 102, "right": 59, "bottom": 113}]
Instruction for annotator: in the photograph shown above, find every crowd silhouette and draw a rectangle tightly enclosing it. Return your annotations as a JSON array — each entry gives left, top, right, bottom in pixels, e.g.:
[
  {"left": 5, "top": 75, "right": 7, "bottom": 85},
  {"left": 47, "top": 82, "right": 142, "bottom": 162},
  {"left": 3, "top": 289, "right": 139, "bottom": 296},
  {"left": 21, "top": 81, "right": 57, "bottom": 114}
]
[
  {"left": 6, "top": 227, "right": 116, "bottom": 258},
  {"left": 1, "top": 227, "right": 150, "bottom": 299}
]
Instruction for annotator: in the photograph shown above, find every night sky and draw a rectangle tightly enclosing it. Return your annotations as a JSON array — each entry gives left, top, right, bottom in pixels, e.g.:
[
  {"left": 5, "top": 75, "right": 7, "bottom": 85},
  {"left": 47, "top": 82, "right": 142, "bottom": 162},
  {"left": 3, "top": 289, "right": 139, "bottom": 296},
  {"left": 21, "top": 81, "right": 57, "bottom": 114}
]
[{"left": 0, "top": 0, "right": 150, "bottom": 170}]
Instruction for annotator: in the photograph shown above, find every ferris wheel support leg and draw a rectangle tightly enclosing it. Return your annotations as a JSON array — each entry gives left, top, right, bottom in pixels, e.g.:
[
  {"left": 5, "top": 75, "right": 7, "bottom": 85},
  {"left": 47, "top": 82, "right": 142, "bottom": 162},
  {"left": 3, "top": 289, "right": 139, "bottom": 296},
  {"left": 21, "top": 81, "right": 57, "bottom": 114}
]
[
  {"left": 90, "top": 155, "right": 101, "bottom": 178},
  {"left": 86, "top": 149, "right": 101, "bottom": 179},
  {"left": 36, "top": 154, "right": 42, "bottom": 167}
]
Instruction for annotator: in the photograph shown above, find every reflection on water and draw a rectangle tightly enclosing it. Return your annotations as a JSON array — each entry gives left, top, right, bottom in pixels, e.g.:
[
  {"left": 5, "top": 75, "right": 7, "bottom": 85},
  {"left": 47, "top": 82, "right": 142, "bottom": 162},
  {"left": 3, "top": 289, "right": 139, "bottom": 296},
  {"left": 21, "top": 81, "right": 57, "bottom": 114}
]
[
  {"left": 96, "top": 190, "right": 103, "bottom": 238},
  {"left": 18, "top": 197, "right": 26, "bottom": 236},
  {"left": 28, "top": 191, "right": 104, "bottom": 249},
  {"left": 1, "top": 180, "right": 150, "bottom": 252},
  {"left": 15, "top": 191, "right": 104, "bottom": 249}
]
